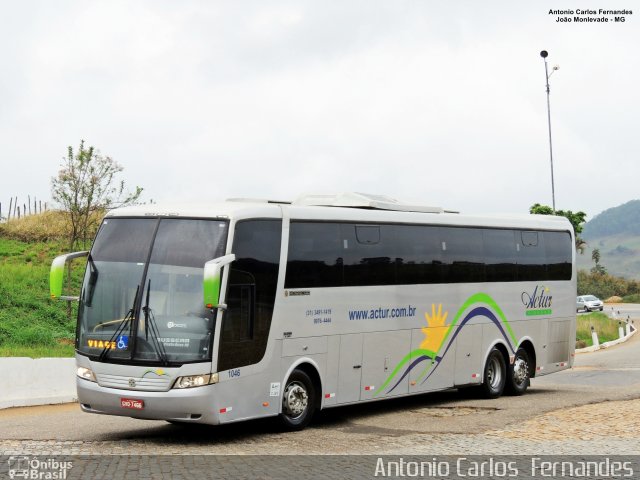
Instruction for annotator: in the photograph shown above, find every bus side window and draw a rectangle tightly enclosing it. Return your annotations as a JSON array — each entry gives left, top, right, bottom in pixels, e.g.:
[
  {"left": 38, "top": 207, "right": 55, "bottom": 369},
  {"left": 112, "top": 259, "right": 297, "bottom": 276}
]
[
  {"left": 517, "top": 231, "right": 547, "bottom": 281},
  {"left": 483, "top": 229, "right": 517, "bottom": 282},
  {"left": 285, "top": 222, "right": 343, "bottom": 288},
  {"left": 544, "top": 231, "right": 572, "bottom": 280}
]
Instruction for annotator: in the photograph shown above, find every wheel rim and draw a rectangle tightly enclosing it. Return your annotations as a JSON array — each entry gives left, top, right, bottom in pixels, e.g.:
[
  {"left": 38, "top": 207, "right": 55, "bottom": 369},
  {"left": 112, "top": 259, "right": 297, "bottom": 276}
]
[
  {"left": 512, "top": 356, "right": 529, "bottom": 386},
  {"left": 283, "top": 381, "right": 309, "bottom": 419},
  {"left": 487, "top": 356, "right": 502, "bottom": 390}
]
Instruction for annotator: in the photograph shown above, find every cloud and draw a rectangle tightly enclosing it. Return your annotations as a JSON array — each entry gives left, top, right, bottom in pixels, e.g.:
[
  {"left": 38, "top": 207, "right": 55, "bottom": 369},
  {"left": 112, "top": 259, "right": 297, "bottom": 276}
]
[{"left": 0, "top": 1, "right": 637, "bottom": 219}]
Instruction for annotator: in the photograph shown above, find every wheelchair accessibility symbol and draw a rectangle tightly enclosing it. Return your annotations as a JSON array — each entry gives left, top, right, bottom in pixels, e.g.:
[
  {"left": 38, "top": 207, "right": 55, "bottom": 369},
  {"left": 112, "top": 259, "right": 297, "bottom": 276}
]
[{"left": 116, "top": 335, "right": 129, "bottom": 350}]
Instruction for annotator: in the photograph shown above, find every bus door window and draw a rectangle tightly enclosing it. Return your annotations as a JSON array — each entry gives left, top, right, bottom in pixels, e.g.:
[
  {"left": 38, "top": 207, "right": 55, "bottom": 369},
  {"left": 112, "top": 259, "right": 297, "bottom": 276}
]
[{"left": 218, "top": 219, "right": 282, "bottom": 372}]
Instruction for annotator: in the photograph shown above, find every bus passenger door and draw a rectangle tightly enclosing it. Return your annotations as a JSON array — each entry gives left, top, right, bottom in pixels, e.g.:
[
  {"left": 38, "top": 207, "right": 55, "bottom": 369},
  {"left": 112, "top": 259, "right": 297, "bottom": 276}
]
[
  {"left": 361, "top": 330, "right": 411, "bottom": 400},
  {"left": 337, "top": 334, "right": 363, "bottom": 404}
]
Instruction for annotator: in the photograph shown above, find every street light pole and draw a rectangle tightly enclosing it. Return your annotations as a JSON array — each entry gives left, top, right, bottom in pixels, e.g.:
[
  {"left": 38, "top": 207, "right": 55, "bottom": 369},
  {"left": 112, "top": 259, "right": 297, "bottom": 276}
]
[{"left": 540, "top": 50, "right": 558, "bottom": 212}]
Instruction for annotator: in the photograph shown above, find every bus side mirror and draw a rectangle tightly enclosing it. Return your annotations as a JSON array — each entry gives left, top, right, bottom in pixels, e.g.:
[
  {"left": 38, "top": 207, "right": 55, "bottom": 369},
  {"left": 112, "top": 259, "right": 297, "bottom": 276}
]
[
  {"left": 203, "top": 254, "right": 236, "bottom": 309},
  {"left": 50, "top": 251, "right": 89, "bottom": 300}
]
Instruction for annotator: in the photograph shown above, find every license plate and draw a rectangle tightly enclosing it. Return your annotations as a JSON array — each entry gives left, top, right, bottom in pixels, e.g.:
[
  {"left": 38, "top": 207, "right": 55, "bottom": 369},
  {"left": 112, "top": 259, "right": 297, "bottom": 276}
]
[{"left": 120, "top": 398, "right": 144, "bottom": 410}]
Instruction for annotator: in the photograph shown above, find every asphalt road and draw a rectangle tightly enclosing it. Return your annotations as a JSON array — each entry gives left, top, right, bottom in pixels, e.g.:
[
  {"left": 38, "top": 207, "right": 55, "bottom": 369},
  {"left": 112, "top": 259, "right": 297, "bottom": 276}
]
[{"left": 0, "top": 314, "right": 638, "bottom": 456}]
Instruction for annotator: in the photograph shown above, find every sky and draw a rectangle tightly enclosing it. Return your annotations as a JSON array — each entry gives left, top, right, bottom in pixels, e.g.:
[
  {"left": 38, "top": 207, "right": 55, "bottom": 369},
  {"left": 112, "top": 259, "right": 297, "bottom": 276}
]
[{"left": 0, "top": 1, "right": 638, "bottom": 221}]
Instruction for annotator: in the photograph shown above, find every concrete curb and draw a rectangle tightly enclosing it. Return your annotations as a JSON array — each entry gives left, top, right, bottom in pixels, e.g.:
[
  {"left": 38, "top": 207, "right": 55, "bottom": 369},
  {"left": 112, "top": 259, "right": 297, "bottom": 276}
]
[
  {"left": 0, "top": 357, "right": 76, "bottom": 409},
  {"left": 576, "top": 324, "right": 637, "bottom": 354}
]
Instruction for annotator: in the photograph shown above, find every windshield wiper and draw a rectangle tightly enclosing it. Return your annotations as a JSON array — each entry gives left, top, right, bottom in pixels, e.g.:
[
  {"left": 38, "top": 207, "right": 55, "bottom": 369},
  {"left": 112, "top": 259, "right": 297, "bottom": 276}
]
[
  {"left": 99, "top": 285, "right": 139, "bottom": 362},
  {"left": 142, "top": 279, "right": 169, "bottom": 366}
]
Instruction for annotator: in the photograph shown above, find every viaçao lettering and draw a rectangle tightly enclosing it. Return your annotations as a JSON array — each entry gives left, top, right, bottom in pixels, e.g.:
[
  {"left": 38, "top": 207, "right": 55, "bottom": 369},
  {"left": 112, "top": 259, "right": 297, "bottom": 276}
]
[{"left": 87, "top": 339, "right": 116, "bottom": 349}]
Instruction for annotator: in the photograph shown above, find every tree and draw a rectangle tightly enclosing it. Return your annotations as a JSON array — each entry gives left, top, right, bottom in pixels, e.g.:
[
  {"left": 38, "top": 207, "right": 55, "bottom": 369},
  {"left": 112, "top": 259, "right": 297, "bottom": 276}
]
[
  {"left": 529, "top": 203, "right": 587, "bottom": 253},
  {"left": 51, "top": 141, "right": 143, "bottom": 249},
  {"left": 589, "top": 247, "right": 607, "bottom": 275}
]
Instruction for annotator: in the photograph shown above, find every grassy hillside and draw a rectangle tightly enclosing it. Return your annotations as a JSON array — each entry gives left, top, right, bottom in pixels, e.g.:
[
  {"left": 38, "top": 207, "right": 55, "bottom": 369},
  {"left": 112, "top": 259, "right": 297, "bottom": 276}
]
[
  {"left": 577, "top": 234, "right": 640, "bottom": 280},
  {"left": 583, "top": 199, "right": 640, "bottom": 237},
  {"left": 0, "top": 213, "right": 83, "bottom": 357},
  {"left": 581, "top": 199, "right": 640, "bottom": 280}
]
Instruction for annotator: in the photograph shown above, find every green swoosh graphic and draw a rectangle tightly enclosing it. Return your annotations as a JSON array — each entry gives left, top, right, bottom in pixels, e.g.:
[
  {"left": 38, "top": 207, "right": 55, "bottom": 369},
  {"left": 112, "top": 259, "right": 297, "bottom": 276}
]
[
  {"left": 373, "top": 348, "right": 437, "bottom": 396},
  {"left": 451, "top": 293, "right": 517, "bottom": 346},
  {"left": 415, "top": 293, "right": 517, "bottom": 381}
]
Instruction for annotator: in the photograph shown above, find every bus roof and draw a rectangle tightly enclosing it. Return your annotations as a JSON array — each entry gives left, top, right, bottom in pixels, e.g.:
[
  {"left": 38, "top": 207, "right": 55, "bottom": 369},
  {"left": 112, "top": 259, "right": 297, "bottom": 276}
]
[{"left": 106, "top": 195, "right": 573, "bottom": 232}]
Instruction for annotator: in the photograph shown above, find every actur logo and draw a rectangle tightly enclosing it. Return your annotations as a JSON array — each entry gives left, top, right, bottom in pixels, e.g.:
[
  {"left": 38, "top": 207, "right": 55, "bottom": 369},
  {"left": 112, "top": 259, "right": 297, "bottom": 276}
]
[{"left": 521, "top": 285, "right": 553, "bottom": 316}]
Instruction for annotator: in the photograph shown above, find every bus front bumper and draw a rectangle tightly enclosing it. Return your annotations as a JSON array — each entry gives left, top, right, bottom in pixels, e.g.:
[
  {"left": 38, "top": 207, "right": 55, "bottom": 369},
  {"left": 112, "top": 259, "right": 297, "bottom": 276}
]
[{"left": 77, "top": 377, "right": 222, "bottom": 425}]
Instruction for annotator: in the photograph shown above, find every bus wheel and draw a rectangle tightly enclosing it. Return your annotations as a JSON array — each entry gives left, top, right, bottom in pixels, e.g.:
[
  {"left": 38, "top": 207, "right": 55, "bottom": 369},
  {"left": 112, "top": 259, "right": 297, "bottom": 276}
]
[
  {"left": 505, "top": 348, "right": 530, "bottom": 396},
  {"left": 480, "top": 348, "right": 506, "bottom": 399},
  {"left": 279, "top": 369, "right": 316, "bottom": 431}
]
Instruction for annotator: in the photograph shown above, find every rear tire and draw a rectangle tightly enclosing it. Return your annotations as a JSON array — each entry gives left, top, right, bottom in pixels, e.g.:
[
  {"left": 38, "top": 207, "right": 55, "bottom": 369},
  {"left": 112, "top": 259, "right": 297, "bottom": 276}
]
[
  {"left": 505, "top": 348, "right": 530, "bottom": 396},
  {"left": 480, "top": 348, "right": 506, "bottom": 399},
  {"left": 279, "top": 369, "right": 316, "bottom": 431}
]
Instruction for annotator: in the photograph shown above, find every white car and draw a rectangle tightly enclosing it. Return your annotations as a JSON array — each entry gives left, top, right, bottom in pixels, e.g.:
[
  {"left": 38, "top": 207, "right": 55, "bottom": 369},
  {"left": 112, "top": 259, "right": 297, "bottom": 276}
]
[{"left": 577, "top": 295, "right": 604, "bottom": 312}]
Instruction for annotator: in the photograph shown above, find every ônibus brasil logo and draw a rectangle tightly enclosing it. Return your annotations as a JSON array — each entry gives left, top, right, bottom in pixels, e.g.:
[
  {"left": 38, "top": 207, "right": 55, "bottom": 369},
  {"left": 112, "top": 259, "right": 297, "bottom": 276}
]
[
  {"left": 7, "top": 456, "right": 73, "bottom": 479},
  {"left": 521, "top": 285, "right": 552, "bottom": 316}
]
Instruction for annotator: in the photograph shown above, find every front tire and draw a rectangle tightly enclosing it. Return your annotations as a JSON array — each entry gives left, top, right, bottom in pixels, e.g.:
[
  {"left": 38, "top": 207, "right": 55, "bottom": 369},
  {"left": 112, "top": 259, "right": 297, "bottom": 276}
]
[
  {"left": 480, "top": 348, "right": 506, "bottom": 399},
  {"left": 279, "top": 369, "right": 316, "bottom": 431},
  {"left": 505, "top": 348, "right": 530, "bottom": 396}
]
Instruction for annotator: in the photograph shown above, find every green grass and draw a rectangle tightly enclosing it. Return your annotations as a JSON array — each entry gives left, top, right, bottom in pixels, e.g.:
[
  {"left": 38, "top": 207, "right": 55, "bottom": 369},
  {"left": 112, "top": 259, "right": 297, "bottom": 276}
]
[
  {"left": 576, "top": 312, "right": 626, "bottom": 347},
  {"left": 0, "top": 344, "right": 75, "bottom": 357},
  {"left": 0, "top": 237, "right": 84, "bottom": 358},
  {"left": 623, "top": 293, "right": 640, "bottom": 303}
]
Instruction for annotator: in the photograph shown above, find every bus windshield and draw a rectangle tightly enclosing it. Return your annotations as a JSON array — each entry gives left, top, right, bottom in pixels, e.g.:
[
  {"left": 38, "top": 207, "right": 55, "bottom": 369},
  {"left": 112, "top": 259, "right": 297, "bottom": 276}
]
[{"left": 77, "top": 217, "right": 229, "bottom": 364}]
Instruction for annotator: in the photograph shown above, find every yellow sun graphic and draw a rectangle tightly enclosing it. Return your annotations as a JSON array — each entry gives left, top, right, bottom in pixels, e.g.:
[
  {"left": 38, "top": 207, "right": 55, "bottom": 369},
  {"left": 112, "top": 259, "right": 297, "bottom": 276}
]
[{"left": 420, "top": 304, "right": 450, "bottom": 353}]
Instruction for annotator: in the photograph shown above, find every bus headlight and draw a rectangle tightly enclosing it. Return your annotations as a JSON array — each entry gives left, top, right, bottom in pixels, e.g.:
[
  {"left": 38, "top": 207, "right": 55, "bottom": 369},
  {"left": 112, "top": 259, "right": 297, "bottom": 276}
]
[
  {"left": 173, "top": 373, "right": 218, "bottom": 389},
  {"left": 77, "top": 367, "right": 97, "bottom": 382}
]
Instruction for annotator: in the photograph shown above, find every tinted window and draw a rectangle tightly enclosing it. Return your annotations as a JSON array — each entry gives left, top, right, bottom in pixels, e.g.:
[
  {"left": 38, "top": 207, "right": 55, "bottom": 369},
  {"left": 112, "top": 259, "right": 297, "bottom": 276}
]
[
  {"left": 393, "top": 225, "right": 442, "bottom": 285},
  {"left": 91, "top": 218, "right": 157, "bottom": 263},
  {"left": 285, "top": 222, "right": 343, "bottom": 288},
  {"left": 484, "top": 229, "right": 517, "bottom": 282},
  {"left": 285, "top": 221, "right": 571, "bottom": 287},
  {"left": 342, "top": 224, "right": 394, "bottom": 287},
  {"left": 517, "top": 231, "right": 546, "bottom": 281},
  {"left": 544, "top": 231, "right": 572, "bottom": 280},
  {"left": 149, "top": 219, "right": 228, "bottom": 268},
  {"left": 218, "top": 220, "right": 282, "bottom": 371},
  {"left": 441, "top": 228, "right": 485, "bottom": 283}
]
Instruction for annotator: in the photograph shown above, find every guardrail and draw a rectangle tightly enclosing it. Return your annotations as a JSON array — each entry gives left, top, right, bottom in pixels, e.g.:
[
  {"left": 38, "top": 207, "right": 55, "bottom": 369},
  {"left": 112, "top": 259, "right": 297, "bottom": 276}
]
[{"left": 577, "top": 318, "right": 637, "bottom": 353}]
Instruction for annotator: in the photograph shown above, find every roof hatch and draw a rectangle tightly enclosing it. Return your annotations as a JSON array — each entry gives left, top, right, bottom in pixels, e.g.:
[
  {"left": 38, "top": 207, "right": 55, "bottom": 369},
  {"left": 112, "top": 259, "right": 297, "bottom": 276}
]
[{"left": 293, "top": 192, "right": 458, "bottom": 214}]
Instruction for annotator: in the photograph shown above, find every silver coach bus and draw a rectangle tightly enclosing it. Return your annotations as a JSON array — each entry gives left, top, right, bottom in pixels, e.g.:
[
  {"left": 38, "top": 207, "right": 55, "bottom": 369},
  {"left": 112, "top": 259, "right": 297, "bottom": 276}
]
[{"left": 50, "top": 193, "right": 576, "bottom": 430}]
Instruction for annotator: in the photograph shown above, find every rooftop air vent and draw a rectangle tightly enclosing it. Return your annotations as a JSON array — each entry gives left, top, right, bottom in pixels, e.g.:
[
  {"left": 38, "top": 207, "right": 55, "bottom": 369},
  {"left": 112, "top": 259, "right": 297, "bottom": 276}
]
[{"left": 293, "top": 192, "right": 458, "bottom": 214}]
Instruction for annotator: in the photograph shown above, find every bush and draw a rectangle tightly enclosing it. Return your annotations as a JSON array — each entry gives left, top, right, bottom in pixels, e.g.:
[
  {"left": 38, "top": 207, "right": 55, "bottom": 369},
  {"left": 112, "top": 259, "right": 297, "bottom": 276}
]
[
  {"left": 578, "top": 270, "right": 640, "bottom": 299},
  {"left": 623, "top": 293, "right": 640, "bottom": 303},
  {"left": 0, "top": 211, "right": 68, "bottom": 242}
]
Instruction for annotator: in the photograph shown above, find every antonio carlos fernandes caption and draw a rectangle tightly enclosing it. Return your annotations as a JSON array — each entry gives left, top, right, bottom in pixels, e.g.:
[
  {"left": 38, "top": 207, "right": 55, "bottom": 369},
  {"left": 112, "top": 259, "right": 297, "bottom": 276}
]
[
  {"left": 550, "top": 8, "right": 632, "bottom": 22},
  {"left": 374, "top": 457, "right": 634, "bottom": 477}
]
